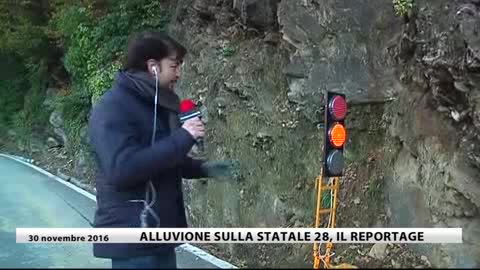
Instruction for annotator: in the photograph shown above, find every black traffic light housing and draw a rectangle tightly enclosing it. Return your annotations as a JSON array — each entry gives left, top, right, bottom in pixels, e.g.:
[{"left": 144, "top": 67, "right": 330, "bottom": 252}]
[{"left": 323, "top": 91, "right": 347, "bottom": 177}]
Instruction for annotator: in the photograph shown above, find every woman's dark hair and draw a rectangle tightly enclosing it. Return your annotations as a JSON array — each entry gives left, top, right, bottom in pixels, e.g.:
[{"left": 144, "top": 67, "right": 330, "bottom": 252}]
[{"left": 123, "top": 31, "right": 187, "bottom": 72}]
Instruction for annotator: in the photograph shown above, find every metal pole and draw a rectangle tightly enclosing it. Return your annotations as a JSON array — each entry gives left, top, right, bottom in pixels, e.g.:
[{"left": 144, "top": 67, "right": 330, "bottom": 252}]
[{"left": 313, "top": 174, "right": 323, "bottom": 269}]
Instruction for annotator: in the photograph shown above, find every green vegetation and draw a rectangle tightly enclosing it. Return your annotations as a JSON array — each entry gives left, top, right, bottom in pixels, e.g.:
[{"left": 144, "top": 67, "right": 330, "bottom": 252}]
[
  {"left": 393, "top": 0, "right": 414, "bottom": 17},
  {"left": 0, "top": 0, "right": 172, "bottom": 156},
  {"left": 223, "top": 46, "right": 236, "bottom": 57},
  {"left": 321, "top": 190, "right": 332, "bottom": 209}
]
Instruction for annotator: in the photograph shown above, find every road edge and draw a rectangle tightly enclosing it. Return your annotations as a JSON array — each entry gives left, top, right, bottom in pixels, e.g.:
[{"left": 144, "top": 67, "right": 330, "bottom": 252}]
[{"left": 0, "top": 153, "right": 238, "bottom": 269}]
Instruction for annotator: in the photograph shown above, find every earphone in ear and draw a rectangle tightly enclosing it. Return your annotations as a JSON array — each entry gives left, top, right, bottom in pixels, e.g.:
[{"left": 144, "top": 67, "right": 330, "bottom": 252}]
[{"left": 152, "top": 65, "right": 158, "bottom": 75}]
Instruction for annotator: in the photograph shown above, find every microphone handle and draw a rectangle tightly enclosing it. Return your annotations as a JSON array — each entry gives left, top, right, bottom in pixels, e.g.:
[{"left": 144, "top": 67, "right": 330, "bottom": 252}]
[
  {"left": 196, "top": 114, "right": 204, "bottom": 153},
  {"left": 196, "top": 137, "right": 204, "bottom": 153}
]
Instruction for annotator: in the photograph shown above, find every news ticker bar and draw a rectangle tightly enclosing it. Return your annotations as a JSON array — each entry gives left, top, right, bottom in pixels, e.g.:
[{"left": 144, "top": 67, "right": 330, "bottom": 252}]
[{"left": 16, "top": 228, "right": 462, "bottom": 244}]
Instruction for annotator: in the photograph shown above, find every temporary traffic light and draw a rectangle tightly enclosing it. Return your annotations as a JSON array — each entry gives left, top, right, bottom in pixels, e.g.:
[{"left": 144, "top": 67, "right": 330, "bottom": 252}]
[{"left": 323, "top": 91, "right": 347, "bottom": 177}]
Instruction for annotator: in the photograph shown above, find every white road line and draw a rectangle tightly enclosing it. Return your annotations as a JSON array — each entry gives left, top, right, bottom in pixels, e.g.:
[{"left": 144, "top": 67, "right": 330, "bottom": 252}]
[
  {"left": 0, "top": 154, "right": 97, "bottom": 201},
  {"left": 0, "top": 153, "right": 237, "bottom": 269},
  {"left": 178, "top": 243, "right": 237, "bottom": 269}
]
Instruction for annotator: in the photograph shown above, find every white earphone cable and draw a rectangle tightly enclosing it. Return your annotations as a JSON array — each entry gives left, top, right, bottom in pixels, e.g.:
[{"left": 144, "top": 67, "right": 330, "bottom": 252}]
[{"left": 129, "top": 67, "right": 161, "bottom": 228}]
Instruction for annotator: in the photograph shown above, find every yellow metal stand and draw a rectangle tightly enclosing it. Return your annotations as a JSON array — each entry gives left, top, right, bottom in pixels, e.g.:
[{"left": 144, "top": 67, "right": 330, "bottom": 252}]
[{"left": 313, "top": 172, "right": 357, "bottom": 269}]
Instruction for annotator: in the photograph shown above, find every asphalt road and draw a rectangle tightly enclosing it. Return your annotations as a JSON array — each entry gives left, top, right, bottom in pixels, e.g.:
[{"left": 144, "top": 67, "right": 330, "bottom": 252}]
[{"left": 0, "top": 155, "right": 234, "bottom": 269}]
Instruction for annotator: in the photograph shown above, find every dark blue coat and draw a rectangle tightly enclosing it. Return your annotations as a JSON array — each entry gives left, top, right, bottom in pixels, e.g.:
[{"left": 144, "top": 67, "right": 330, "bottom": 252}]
[{"left": 87, "top": 71, "right": 206, "bottom": 259}]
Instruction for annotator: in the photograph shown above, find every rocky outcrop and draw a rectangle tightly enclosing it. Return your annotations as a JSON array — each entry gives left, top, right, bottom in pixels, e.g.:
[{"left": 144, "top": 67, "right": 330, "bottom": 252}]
[
  {"left": 46, "top": 137, "right": 61, "bottom": 148},
  {"left": 190, "top": 0, "right": 235, "bottom": 26},
  {"left": 384, "top": 0, "right": 480, "bottom": 267},
  {"left": 233, "top": 0, "right": 280, "bottom": 30},
  {"left": 277, "top": 0, "right": 401, "bottom": 123},
  {"left": 275, "top": 0, "right": 480, "bottom": 266},
  {"left": 74, "top": 149, "right": 88, "bottom": 179},
  {"left": 171, "top": 0, "right": 480, "bottom": 268},
  {"left": 276, "top": 0, "right": 480, "bottom": 267},
  {"left": 49, "top": 110, "right": 68, "bottom": 147}
]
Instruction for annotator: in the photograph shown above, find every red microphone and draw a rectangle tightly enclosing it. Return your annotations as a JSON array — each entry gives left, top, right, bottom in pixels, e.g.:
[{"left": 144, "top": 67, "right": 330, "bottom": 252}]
[
  {"left": 180, "top": 99, "right": 196, "bottom": 116},
  {"left": 179, "top": 99, "right": 204, "bottom": 152}
]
